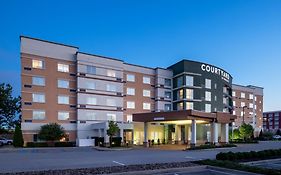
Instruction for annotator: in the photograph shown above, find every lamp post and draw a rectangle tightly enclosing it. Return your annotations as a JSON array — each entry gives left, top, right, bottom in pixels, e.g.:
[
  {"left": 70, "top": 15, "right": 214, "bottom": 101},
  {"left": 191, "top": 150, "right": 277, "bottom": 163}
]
[{"left": 242, "top": 106, "right": 247, "bottom": 124}]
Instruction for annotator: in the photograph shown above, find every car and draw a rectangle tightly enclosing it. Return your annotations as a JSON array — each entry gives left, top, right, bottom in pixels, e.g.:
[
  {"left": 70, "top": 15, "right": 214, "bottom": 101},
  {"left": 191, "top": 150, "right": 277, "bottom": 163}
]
[
  {"left": 0, "top": 138, "right": 13, "bottom": 145},
  {"left": 273, "top": 135, "right": 281, "bottom": 139}
]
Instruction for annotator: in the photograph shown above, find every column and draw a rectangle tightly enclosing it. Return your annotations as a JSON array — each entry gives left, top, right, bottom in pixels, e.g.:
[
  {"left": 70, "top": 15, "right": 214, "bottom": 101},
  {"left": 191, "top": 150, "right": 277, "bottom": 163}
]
[
  {"left": 175, "top": 125, "right": 181, "bottom": 144},
  {"left": 190, "top": 119, "right": 196, "bottom": 147},
  {"left": 143, "top": 122, "right": 148, "bottom": 147},
  {"left": 212, "top": 122, "right": 218, "bottom": 145},
  {"left": 104, "top": 122, "right": 110, "bottom": 144},
  {"left": 120, "top": 129, "right": 124, "bottom": 143},
  {"left": 185, "top": 125, "right": 189, "bottom": 144},
  {"left": 221, "top": 123, "right": 229, "bottom": 143}
]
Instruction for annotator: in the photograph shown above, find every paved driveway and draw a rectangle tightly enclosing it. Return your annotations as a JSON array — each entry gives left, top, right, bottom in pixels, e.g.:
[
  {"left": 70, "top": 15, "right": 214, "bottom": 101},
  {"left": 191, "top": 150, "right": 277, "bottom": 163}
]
[{"left": 0, "top": 141, "right": 280, "bottom": 173}]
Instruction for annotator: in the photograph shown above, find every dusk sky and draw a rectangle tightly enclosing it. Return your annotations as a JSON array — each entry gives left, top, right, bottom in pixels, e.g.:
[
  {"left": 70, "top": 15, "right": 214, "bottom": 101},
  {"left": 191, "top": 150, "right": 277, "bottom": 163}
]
[{"left": 0, "top": 0, "right": 280, "bottom": 111}]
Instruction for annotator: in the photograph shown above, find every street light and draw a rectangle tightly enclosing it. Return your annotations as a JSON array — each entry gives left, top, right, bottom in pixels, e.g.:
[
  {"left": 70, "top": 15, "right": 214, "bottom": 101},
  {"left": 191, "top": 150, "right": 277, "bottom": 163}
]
[{"left": 242, "top": 106, "right": 247, "bottom": 124}]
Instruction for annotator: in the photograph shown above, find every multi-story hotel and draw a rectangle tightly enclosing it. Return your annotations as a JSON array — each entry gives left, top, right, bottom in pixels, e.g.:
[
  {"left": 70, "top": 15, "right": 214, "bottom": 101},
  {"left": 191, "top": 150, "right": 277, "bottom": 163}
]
[
  {"left": 232, "top": 85, "right": 263, "bottom": 136},
  {"left": 263, "top": 111, "right": 281, "bottom": 132},
  {"left": 20, "top": 36, "right": 263, "bottom": 146}
]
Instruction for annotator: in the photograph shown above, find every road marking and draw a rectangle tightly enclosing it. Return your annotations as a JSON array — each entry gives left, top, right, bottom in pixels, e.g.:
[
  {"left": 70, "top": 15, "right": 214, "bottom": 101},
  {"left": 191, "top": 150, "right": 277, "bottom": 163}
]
[
  {"left": 209, "top": 169, "right": 236, "bottom": 175},
  {"left": 112, "top": 161, "right": 125, "bottom": 166}
]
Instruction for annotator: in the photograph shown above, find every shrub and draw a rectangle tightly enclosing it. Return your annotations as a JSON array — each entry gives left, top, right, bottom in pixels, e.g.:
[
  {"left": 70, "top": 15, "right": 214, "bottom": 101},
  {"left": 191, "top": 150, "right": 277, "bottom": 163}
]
[
  {"left": 54, "top": 141, "right": 76, "bottom": 147},
  {"left": 26, "top": 142, "right": 48, "bottom": 147},
  {"left": 38, "top": 123, "right": 66, "bottom": 141},
  {"left": 111, "top": 137, "right": 122, "bottom": 147},
  {"left": 13, "top": 125, "right": 24, "bottom": 147},
  {"left": 26, "top": 141, "right": 75, "bottom": 147}
]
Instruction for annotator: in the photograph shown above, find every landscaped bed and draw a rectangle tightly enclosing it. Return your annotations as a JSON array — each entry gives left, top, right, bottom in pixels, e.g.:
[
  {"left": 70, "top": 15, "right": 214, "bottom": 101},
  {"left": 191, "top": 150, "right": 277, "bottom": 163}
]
[{"left": 186, "top": 143, "right": 237, "bottom": 150}]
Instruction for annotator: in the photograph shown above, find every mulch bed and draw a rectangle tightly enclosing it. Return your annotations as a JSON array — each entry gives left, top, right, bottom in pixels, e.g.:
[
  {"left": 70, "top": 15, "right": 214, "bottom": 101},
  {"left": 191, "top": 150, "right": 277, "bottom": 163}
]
[{"left": 1, "top": 161, "right": 197, "bottom": 175}]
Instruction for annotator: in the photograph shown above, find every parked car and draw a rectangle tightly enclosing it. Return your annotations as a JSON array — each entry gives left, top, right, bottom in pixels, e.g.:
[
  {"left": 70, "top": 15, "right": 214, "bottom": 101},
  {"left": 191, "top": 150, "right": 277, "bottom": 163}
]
[
  {"left": 0, "top": 138, "right": 13, "bottom": 145},
  {"left": 273, "top": 135, "right": 281, "bottom": 139}
]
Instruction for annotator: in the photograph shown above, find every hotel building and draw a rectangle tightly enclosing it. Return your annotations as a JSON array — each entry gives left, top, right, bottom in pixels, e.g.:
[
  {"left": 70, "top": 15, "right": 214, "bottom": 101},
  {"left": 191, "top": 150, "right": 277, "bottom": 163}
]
[
  {"left": 263, "top": 111, "right": 281, "bottom": 132},
  {"left": 232, "top": 85, "right": 264, "bottom": 136},
  {"left": 20, "top": 36, "right": 262, "bottom": 146}
]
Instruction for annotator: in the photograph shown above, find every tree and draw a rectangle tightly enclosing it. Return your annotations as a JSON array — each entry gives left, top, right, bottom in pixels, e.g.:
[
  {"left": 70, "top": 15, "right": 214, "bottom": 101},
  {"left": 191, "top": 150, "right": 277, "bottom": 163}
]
[
  {"left": 259, "top": 129, "right": 264, "bottom": 140},
  {"left": 231, "top": 128, "right": 240, "bottom": 140},
  {"left": 0, "top": 83, "right": 21, "bottom": 130},
  {"left": 239, "top": 123, "right": 254, "bottom": 140},
  {"left": 13, "top": 125, "right": 24, "bottom": 147},
  {"left": 106, "top": 121, "right": 119, "bottom": 147},
  {"left": 38, "top": 123, "right": 65, "bottom": 141}
]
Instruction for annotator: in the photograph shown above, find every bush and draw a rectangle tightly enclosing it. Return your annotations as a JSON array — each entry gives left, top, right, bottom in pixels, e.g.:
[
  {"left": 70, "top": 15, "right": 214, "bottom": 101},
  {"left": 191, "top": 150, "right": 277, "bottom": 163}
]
[
  {"left": 216, "top": 148, "right": 281, "bottom": 161},
  {"left": 111, "top": 137, "right": 122, "bottom": 147},
  {"left": 93, "top": 137, "right": 104, "bottom": 146},
  {"left": 26, "top": 141, "right": 75, "bottom": 147},
  {"left": 13, "top": 125, "right": 24, "bottom": 147},
  {"left": 189, "top": 143, "right": 236, "bottom": 150}
]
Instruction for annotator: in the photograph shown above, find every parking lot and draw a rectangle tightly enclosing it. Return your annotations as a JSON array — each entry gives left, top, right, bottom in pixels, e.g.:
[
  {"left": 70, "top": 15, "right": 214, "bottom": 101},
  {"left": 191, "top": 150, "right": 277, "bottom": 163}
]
[
  {"left": 0, "top": 141, "right": 280, "bottom": 173},
  {"left": 245, "top": 158, "right": 281, "bottom": 170}
]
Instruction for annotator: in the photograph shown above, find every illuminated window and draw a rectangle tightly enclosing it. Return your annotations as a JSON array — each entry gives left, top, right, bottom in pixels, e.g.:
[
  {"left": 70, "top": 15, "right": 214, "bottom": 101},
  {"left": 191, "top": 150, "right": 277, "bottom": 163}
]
[
  {"left": 32, "top": 60, "right": 44, "bottom": 69},
  {"left": 143, "top": 103, "right": 151, "bottom": 110},
  {"left": 58, "top": 112, "right": 69, "bottom": 120},
  {"left": 126, "top": 115, "right": 133, "bottom": 122},
  {"left": 241, "top": 92, "right": 245, "bottom": 98},
  {"left": 205, "top": 91, "right": 211, "bottom": 101},
  {"left": 107, "top": 70, "right": 116, "bottom": 77},
  {"left": 32, "top": 76, "right": 45, "bottom": 86},
  {"left": 186, "top": 102, "right": 193, "bottom": 110},
  {"left": 32, "top": 93, "right": 45, "bottom": 103},
  {"left": 33, "top": 110, "right": 45, "bottom": 120},
  {"left": 177, "top": 89, "right": 184, "bottom": 100},
  {"left": 126, "top": 74, "right": 135, "bottom": 82},
  {"left": 205, "top": 79, "right": 211, "bottom": 89},
  {"left": 249, "top": 94, "right": 254, "bottom": 100},
  {"left": 205, "top": 104, "right": 211, "bottom": 112},
  {"left": 57, "top": 63, "right": 69, "bottom": 72},
  {"left": 232, "top": 91, "right": 236, "bottom": 97},
  {"left": 177, "top": 102, "right": 183, "bottom": 110},
  {"left": 127, "top": 101, "right": 135, "bottom": 109},
  {"left": 143, "top": 76, "right": 151, "bottom": 84},
  {"left": 143, "top": 90, "right": 151, "bottom": 97},
  {"left": 58, "top": 96, "right": 69, "bottom": 104},
  {"left": 58, "top": 79, "right": 69, "bottom": 88},
  {"left": 186, "top": 89, "right": 193, "bottom": 99},
  {"left": 127, "top": 88, "right": 135, "bottom": 95}
]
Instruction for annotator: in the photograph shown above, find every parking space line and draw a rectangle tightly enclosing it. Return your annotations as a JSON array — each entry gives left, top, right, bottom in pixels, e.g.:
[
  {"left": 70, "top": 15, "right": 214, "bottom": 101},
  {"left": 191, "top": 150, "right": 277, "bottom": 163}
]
[
  {"left": 209, "top": 169, "right": 236, "bottom": 175},
  {"left": 112, "top": 161, "right": 125, "bottom": 166}
]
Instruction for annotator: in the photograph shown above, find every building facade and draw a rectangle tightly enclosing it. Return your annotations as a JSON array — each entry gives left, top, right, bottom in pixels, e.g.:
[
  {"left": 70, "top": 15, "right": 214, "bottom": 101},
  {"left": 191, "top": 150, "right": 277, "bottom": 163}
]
[
  {"left": 263, "top": 111, "right": 281, "bottom": 132},
  {"left": 20, "top": 36, "right": 262, "bottom": 146},
  {"left": 232, "top": 84, "right": 264, "bottom": 136}
]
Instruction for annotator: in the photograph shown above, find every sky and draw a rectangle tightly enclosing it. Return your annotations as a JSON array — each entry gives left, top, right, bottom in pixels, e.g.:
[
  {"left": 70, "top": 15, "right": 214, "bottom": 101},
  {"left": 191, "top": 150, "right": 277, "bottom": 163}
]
[{"left": 0, "top": 0, "right": 280, "bottom": 111}]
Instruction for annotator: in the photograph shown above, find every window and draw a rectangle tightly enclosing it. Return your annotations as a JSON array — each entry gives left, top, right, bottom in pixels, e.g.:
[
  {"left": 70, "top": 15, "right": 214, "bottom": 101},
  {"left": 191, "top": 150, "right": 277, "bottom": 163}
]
[
  {"left": 214, "top": 83, "right": 217, "bottom": 89},
  {"left": 186, "top": 89, "right": 194, "bottom": 99},
  {"left": 233, "top": 111, "right": 236, "bottom": 115},
  {"left": 241, "top": 111, "right": 244, "bottom": 116},
  {"left": 143, "top": 103, "right": 151, "bottom": 110},
  {"left": 86, "top": 97, "right": 96, "bottom": 105},
  {"left": 58, "top": 96, "right": 69, "bottom": 104},
  {"left": 177, "top": 89, "right": 184, "bottom": 100},
  {"left": 249, "top": 103, "right": 253, "bottom": 108},
  {"left": 107, "top": 70, "right": 116, "bottom": 77},
  {"left": 143, "top": 90, "right": 151, "bottom": 97},
  {"left": 177, "top": 76, "right": 183, "bottom": 87},
  {"left": 143, "top": 76, "right": 151, "bottom": 84},
  {"left": 58, "top": 112, "right": 70, "bottom": 120},
  {"left": 85, "top": 112, "right": 96, "bottom": 120},
  {"left": 32, "top": 93, "right": 45, "bottom": 103},
  {"left": 205, "top": 104, "right": 211, "bottom": 112},
  {"left": 126, "top": 115, "right": 133, "bottom": 122},
  {"left": 205, "top": 91, "right": 211, "bottom": 101},
  {"left": 177, "top": 102, "right": 183, "bottom": 110},
  {"left": 164, "top": 79, "right": 171, "bottom": 86},
  {"left": 106, "top": 84, "right": 117, "bottom": 92},
  {"left": 205, "top": 79, "right": 211, "bottom": 89},
  {"left": 106, "top": 99, "right": 116, "bottom": 106},
  {"left": 32, "top": 60, "right": 44, "bottom": 69},
  {"left": 164, "top": 91, "right": 171, "bottom": 99},
  {"left": 85, "top": 82, "right": 95, "bottom": 90},
  {"left": 33, "top": 110, "right": 45, "bottom": 120},
  {"left": 186, "top": 76, "right": 194, "bottom": 86},
  {"left": 232, "top": 91, "right": 236, "bottom": 97},
  {"left": 164, "top": 104, "right": 171, "bottom": 111},
  {"left": 186, "top": 102, "right": 194, "bottom": 110},
  {"left": 249, "top": 94, "right": 254, "bottom": 100},
  {"left": 255, "top": 96, "right": 257, "bottom": 101},
  {"left": 241, "top": 102, "right": 245, "bottom": 107},
  {"left": 57, "top": 63, "right": 69, "bottom": 72},
  {"left": 126, "top": 74, "right": 135, "bottom": 82},
  {"left": 214, "top": 95, "right": 217, "bottom": 101},
  {"left": 241, "top": 92, "right": 245, "bottom": 98},
  {"left": 32, "top": 76, "right": 45, "bottom": 86},
  {"left": 127, "top": 101, "right": 135, "bottom": 109},
  {"left": 58, "top": 79, "right": 69, "bottom": 88},
  {"left": 86, "top": 65, "right": 96, "bottom": 74},
  {"left": 107, "top": 114, "right": 116, "bottom": 121},
  {"left": 233, "top": 101, "right": 236, "bottom": 107},
  {"left": 127, "top": 88, "right": 135, "bottom": 95}
]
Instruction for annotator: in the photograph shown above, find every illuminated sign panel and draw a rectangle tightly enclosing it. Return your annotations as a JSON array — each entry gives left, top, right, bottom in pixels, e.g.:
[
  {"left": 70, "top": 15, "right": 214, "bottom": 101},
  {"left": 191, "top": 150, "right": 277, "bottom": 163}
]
[{"left": 201, "top": 64, "right": 230, "bottom": 82}]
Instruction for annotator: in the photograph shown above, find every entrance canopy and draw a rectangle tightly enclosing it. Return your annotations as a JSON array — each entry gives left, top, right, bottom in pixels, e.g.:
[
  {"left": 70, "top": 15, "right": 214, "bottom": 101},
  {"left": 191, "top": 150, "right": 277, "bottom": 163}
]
[{"left": 133, "top": 110, "right": 236, "bottom": 124}]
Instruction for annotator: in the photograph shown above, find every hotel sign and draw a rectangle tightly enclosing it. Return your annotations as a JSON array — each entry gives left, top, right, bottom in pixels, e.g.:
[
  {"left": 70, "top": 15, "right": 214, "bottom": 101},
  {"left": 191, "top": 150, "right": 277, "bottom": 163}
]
[
  {"left": 153, "top": 117, "right": 165, "bottom": 121},
  {"left": 201, "top": 64, "right": 230, "bottom": 82}
]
